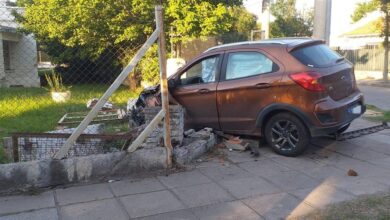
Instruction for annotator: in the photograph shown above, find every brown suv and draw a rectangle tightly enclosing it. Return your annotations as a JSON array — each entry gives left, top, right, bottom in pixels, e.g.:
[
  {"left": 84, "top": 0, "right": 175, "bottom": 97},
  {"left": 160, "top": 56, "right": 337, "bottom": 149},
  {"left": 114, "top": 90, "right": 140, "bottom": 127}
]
[{"left": 141, "top": 38, "right": 365, "bottom": 156}]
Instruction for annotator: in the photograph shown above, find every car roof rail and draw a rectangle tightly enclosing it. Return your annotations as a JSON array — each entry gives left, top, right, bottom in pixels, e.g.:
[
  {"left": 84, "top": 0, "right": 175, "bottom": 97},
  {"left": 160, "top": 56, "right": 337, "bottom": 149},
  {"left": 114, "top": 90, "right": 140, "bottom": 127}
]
[{"left": 203, "top": 37, "right": 314, "bottom": 53}]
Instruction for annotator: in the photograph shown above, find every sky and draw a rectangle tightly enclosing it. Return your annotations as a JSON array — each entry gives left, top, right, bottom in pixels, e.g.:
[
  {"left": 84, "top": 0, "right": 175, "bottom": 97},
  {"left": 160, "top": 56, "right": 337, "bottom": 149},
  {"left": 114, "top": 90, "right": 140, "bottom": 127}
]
[{"left": 243, "top": 0, "right": 369, "bottom": 43}]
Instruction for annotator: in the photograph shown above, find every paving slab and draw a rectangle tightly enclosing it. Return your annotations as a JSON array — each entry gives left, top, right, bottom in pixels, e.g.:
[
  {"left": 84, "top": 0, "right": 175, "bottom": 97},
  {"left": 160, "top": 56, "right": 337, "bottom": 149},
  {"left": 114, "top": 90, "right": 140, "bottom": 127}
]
[
  {"left": 346, "top": 136, "right": 390, "bottom": 154},
  {"left": 55, "top": 183, "right": 113, "bottom": 206},
  {"left": 299, "top": 164, "right": 346, "bottom": 181},
  {"left": 198, "top": 164, "right": 252, "bottom": 182},
  {"left": 134, "top": 210, "right": 198, "bottom": 220},
  {"left": 191, "top": 201, "right": 262, "bottom": 220},
  {"left": 225, "top": 151, "right": 260, "bottom": 164},
  {"left": 219, "top": 177, "right": 281, "bottom": 199},
  {"left": 323, "top": 155, "right": 390, "bottom": 178},
  {"left": 289, "top": 184, "right": 355, "bottom": 209},
  {"left": 260, "top": 170, "right": 321, "bottom": 191},
  {"left": 325, "top": 176, "right": 390, "bottom": 196},
  {"left": 0, "top": 208, "right": 58, "bottom": 220},
  {"left": 366, "top": 133, "right": 390, "bottom": 146},
  {"left": 242, "top": 192, "right": 314, "bottom": 219},
  {"left": 120, "top": 190, "right": 185, "bottom": 218},
  {"left": 370, "top": 157, "right": 390, "bottom": 169},
  {"left": 352, "top": 147, "right": 390, "bottom": 161},
  {"left": 269, "top": 156, "right": 324, "bottom": 174},
  {"left": 0, "top": 191, "right": 54, "bottom": 215},
  {"left": 157, "top": 170, "right": 211, "bottom": 189},
  {"left": 172, "top": 182, "right": 233, "bottom": 208},
  {"left": 59, "top": 198, "right": 128, "bottom": 220},
  {"left": 238, "top": 158, "right": 291, "bottom": 178},
  {"left": 109, "top": 177, "right": 165, "bottom": 197}
]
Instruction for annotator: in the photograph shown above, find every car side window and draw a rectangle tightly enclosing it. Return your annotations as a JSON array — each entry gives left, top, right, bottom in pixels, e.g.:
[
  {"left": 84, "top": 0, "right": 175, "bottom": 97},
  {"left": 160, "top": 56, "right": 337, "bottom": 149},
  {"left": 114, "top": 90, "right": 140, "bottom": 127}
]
[
  {"left": 180, "top": 56, "right": 220, "bottom": 86},
  {"left": 226, "top": 52, "right": 275, "bottom": 80}
]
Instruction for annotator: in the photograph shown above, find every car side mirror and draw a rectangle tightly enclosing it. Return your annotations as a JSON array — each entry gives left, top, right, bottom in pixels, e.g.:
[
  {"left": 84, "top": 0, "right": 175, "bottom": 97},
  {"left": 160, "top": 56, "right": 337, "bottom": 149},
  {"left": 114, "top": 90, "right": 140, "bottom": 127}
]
[{"left": 168, "top": 78, "right": 179, "bottom": 89}]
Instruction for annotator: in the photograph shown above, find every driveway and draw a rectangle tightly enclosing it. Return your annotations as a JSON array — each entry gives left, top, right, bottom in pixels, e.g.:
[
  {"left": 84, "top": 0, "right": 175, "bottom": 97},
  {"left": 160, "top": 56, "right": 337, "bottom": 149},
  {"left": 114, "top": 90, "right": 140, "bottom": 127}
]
[
  {"left": 0, "top": 119, "right": 390, "bottom": 220},
  {"left": 359, "top": 85, "right": 390, "bottom": 110}
]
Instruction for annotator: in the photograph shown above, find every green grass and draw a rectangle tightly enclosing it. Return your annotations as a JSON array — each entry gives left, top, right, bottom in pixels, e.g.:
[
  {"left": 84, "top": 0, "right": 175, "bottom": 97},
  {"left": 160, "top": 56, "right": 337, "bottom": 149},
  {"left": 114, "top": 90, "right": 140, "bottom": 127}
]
[
  {"left": 302, "top": 192, "right": 390, "bottom": 220},
  {"left": 0, "top": 84, "right": 138, "bottom": 163},
  {"left": 364, "top": 105, "right": 390, "bottom": 122}
]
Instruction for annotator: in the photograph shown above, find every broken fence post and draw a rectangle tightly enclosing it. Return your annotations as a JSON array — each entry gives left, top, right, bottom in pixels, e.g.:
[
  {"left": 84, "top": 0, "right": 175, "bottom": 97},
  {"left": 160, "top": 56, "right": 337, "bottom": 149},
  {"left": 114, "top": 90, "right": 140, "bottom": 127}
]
[{"left": 127, "top": 110, "right": 164, "bottom": 153}]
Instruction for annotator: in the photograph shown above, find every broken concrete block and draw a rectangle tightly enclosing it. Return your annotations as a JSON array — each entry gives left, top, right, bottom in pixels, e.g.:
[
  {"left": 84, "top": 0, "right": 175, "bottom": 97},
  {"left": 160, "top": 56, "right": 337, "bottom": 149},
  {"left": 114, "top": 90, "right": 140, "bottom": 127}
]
[{"left": 174, "top": 140, "right": 208, "bottom": 165}]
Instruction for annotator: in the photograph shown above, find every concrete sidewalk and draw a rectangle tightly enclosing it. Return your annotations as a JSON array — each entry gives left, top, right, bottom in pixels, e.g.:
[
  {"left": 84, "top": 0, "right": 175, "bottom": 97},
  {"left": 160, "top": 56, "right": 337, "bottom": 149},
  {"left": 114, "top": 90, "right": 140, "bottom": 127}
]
[{"left": 1, "top": 119, "right": 390, "bottom": 220}]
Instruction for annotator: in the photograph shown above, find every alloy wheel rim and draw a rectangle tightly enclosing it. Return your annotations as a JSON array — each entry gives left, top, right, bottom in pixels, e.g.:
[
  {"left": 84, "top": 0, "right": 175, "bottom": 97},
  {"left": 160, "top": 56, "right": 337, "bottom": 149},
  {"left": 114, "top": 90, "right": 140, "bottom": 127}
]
[{"left": 271, "top": 120, "right": 299, "bottom": 151}]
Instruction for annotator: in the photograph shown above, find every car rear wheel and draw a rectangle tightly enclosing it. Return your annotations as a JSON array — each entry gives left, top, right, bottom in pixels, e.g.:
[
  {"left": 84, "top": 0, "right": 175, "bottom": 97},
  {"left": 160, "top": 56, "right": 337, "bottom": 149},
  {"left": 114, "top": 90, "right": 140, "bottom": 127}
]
[{"left": 264, "top": 113, "right": 310, "bottom": 156}]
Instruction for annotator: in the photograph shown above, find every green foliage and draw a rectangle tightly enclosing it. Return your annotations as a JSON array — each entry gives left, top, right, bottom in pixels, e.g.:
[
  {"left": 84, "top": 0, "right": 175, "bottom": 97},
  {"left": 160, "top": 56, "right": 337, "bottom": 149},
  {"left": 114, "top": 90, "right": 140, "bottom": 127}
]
[
  {"left": 137, "top": 44, "right": 160, "bottom": 85},
  {"left": 351, "top": 0, "right": 380, "bottom": 23},
  {"left": 219, "top": 6, "right": 258, "bottom": 43},
  {"left": 16, "top": 0, "right": 245, "bottom": 85},
  {"left": 18, "top": 0, "right": 155, "bottom": 59},
  {"left": 269, "top": 0, "right": 313, "bottom": 38},
  {"left": 166, "top": 0, "right": 235, "bottom": 44},
  {"left": 45, "top": 72, "right": 71, "bottom": 92}
]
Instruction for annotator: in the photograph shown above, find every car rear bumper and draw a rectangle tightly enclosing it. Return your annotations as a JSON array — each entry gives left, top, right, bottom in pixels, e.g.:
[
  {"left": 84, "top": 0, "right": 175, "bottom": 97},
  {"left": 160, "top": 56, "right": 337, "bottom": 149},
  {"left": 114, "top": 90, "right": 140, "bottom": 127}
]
[{"left": 310, "top": 91, "right": 365, "bottom": 136}]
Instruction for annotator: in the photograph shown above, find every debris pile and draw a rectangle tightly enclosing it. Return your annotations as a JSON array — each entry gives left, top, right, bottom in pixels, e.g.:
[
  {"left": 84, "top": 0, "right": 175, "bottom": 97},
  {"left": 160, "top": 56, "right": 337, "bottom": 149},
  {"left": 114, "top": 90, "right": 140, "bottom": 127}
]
[{"left": 214, "top": 131, "right": 260, "bottom": 157}]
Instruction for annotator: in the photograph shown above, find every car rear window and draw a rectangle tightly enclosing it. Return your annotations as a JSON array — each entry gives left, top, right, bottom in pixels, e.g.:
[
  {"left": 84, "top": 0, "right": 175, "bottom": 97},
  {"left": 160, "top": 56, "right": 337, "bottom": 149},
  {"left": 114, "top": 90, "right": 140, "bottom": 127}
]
[{"left": 291, "top": 44, "right": 342, "bottom": 68}]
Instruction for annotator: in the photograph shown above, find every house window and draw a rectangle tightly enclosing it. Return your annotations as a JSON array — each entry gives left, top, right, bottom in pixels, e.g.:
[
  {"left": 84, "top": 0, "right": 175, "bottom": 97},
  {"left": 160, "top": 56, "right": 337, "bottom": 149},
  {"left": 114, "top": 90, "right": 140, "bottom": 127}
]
[{"left": 3, "top": 41, "right": 11, "bottom": 70}]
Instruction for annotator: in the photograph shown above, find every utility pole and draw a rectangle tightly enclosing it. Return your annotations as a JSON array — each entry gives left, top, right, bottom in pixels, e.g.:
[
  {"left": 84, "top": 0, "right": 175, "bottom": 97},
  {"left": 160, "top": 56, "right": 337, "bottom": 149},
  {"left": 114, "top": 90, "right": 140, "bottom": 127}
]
[
  {"left": 382, "top": 0, "right": 389, "bottom": 83},
  {"left": 313, "top": 0, "right": 332, "bottom": 45},
  {"left": 261, "top": 0, "right": 271, "bottom": 39}
]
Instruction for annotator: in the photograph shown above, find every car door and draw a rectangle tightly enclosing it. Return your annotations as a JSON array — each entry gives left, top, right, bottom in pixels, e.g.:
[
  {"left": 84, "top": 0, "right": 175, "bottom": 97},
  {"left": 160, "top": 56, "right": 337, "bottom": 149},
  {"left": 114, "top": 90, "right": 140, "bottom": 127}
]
[
  {"left": 171, "top": 53, "right": 223, "bottom": 130},
  {"left": 217, "top": 49, "right": 284, "bottom": 134}
]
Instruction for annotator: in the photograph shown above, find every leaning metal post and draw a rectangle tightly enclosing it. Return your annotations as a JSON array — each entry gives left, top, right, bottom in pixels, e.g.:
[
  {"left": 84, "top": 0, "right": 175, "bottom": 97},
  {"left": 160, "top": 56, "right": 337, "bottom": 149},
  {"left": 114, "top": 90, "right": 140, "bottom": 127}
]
[
  {"left": 54, "top": 29, "right": 159, "bottom": 159},
  {"left": 156, "top": 5, "right": 173, "bottom": 168}
]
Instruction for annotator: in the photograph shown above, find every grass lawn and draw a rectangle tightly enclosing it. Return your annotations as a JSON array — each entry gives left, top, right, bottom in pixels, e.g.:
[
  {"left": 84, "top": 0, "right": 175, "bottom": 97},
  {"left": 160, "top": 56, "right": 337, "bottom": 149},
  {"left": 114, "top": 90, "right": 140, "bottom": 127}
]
[
  {"left": 364, "top": 105, "right": 390, "bottom": 122},
  {"left": 0, "top": 84, "right": 138, "bottom": 163},
  {"left": 302, "top": 192, "right": 390, "bottom": 220}
]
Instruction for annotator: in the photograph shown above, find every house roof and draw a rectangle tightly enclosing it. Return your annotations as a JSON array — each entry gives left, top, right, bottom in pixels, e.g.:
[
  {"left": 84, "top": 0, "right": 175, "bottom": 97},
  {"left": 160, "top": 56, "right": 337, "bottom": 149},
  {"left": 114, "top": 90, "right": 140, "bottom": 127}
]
[
  {"left": 343, "top": 19, "right": 382, "bottom": 37},
  {"left": 0, "top": 25, "right": 17, "bottom": 33}
]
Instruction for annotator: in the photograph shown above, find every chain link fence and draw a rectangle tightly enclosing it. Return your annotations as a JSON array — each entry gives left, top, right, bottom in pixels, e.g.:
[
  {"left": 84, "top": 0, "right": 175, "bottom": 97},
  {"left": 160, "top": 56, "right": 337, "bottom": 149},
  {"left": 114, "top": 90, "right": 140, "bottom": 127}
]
[
  {"left": 0, "top": 2, "right": 156, "bottom": 163},
  {"left": 0, "top": 1, "right": 256, "bottom": 163}
]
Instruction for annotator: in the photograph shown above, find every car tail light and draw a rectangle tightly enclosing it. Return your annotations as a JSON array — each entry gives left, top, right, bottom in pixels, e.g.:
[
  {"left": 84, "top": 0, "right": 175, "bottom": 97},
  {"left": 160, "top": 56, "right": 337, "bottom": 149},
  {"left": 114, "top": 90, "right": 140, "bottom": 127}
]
[{"left": 289, "top": 72, "right": 325, "bottom": 92}]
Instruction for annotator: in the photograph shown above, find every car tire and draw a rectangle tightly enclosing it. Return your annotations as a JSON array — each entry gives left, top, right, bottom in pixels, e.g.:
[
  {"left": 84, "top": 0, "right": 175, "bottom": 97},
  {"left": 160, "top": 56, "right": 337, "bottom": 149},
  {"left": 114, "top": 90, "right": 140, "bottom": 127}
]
[{"left": 264, "top": 113, "right": 310, "bottom": 157}]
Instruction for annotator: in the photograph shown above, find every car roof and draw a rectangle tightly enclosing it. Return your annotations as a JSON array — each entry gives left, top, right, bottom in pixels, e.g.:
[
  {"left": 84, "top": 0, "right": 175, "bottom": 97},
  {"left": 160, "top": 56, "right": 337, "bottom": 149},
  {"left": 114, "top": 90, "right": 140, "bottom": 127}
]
[{"left": 203, "top": 38, "right": 324, "bottom": 53}]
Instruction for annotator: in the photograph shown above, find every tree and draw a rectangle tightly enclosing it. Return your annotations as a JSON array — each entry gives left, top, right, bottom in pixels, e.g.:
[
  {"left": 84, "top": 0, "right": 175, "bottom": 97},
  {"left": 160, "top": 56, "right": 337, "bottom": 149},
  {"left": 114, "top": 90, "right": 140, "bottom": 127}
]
[
  {"left": 219, "top": 6, "right": 258, "bottom": 43},
  {"left": 15, "top": 0, "right": 244, "bottom": 86},
  {"left": 351, "top": 1, "right": 380, "bottom": 23},
  {"left": 269, "top": 0, "right": 314, "bottom": 38},
  {"left": 352, "top": 0, "right": 390, "bottom": 82}
]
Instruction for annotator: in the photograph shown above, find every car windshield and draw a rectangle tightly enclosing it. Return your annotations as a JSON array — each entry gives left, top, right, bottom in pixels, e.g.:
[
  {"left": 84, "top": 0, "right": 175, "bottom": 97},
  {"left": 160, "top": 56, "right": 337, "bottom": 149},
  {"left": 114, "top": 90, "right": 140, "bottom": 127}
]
[{"left": 291, "top": 44, "right": 342, "bottom": 68}]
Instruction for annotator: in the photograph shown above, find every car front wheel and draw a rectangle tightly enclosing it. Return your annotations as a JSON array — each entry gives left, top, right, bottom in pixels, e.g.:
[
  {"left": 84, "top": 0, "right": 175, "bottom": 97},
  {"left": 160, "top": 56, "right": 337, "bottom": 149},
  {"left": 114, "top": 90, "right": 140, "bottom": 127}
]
[{"left": 264, "top": 113, "right": 310, "bottom": 157}]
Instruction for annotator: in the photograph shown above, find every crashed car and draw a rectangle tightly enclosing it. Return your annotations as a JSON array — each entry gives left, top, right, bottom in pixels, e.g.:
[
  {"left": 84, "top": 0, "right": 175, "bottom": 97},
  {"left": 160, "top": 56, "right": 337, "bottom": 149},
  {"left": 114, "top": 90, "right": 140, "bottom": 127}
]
[{"left": 132, "top": 38, "right": 365, "bottom": 156}]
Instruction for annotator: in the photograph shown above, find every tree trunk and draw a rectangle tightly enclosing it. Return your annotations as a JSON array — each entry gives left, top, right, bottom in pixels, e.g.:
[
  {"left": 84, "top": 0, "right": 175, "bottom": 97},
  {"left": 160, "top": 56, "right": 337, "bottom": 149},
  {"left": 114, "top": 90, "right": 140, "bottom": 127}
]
[{"left": 384, "top": 4, "right": 389, "bottom": 83}]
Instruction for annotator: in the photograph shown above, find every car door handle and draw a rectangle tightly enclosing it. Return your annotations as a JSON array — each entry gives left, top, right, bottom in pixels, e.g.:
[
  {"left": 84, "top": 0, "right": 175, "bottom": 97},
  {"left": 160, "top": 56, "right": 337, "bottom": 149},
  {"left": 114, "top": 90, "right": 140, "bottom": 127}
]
[
  {"left": 254, "top": 83, "right": 271, "bottom": 89},
  {"left": 197, "top": 89, "right": 211, "bottom": 94}
]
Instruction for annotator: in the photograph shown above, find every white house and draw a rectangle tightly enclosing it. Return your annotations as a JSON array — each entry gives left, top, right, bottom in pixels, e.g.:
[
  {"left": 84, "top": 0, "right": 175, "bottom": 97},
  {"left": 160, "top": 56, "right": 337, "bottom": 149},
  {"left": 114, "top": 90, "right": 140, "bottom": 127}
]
[
  {"left": 335, "top": 11, "right": 383, "bottom": 50},
  {"left": 0, "top": 1, "right": 39, "bottom": 87}
]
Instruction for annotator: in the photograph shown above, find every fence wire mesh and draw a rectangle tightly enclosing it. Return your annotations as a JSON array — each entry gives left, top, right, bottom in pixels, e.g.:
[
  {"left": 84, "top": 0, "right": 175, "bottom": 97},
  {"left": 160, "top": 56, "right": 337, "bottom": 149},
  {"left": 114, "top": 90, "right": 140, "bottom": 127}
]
[
  {"left": 0, "top": 2, "right": 154, "bottom": 162},
  {"left": 0, "top": 1, "right": 384, "bottom": 163},
  {"left": 11, "top": 132, "right": 133, "bottom": 162}
]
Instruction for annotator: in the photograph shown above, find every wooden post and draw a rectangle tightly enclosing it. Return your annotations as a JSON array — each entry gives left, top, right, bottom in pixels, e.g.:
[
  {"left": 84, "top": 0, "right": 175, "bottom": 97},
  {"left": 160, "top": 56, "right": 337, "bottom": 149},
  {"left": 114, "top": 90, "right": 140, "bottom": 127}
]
[{"left": 156, "top": 6, "right": 173, "bottom": 168}]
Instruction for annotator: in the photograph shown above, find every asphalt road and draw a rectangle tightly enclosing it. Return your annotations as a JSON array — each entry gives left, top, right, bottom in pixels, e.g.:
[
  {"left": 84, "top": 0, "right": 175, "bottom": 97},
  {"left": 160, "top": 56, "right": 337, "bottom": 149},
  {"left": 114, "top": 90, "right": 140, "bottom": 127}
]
[{"left": 359, "top": 85, "right": 390, "bottom": 111}]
